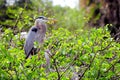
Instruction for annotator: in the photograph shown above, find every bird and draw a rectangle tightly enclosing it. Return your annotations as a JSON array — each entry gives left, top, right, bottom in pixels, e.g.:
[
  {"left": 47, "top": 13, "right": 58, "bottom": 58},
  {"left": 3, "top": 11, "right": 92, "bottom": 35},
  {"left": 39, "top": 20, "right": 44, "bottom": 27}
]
[{"left": 24, "top": 16, "right": 49, "bottom": 59}]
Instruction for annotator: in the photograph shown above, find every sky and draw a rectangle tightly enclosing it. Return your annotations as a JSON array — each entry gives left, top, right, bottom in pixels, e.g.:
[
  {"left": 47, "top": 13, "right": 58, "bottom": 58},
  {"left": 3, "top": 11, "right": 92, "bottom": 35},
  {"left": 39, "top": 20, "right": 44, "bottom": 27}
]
[
  {"left": 52, "top": 0, "right": 79, "bottom": 8},
  {"left": 6, "top": 0, "right": 79, "bottom": 9}
]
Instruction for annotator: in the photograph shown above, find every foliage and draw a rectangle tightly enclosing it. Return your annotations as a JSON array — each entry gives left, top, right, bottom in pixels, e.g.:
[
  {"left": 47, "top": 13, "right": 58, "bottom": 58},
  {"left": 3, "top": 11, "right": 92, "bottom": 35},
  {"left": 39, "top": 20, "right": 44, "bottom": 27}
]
[
  {"left": 0, "top": 0, "right": 120, "bottom": 80},
  {"left": 0, "top": 26, "right": 120, "bottom": 79}
]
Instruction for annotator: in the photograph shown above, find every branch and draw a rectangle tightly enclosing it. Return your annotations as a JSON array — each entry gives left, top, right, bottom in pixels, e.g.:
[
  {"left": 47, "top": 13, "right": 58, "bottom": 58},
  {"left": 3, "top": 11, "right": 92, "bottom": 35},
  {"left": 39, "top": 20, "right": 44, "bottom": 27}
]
[
  {"left": 79, "top": 51, "right": 97, "bottom": 80},
  {"left": 105, "top": 60, "right": 120, "bottom": 73},
  {"left": 60, "top": 54, "right": 78, "bottom": 78},
  {"left": 79, "top": 41, "right": 112, "bottom": 80},
  {"left": 96, "top": 59, "right": 104, "bottom": 79},
  {"left": 46, "top": 49, "right": 61, "bottom": 80},
  {"left": 53, "top": 59, "right": 61, "bottom": 80},
  {"left": 98, "top": 42, "right": 112, "bottom": 52}
]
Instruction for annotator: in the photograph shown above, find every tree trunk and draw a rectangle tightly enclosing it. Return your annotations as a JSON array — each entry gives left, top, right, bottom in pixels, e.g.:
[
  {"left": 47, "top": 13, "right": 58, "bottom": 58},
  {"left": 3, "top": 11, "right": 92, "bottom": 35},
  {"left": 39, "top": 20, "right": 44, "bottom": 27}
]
[{"left": 79, "top": 0, "right": 120, "bottom": 41}]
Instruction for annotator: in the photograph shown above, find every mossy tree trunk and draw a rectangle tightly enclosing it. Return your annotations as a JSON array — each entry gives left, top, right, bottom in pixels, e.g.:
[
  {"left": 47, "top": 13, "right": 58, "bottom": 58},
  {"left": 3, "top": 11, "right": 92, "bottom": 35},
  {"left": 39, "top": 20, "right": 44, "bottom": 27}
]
[{"left": 79, "top": 0, "right": 120, "bottom": 40}]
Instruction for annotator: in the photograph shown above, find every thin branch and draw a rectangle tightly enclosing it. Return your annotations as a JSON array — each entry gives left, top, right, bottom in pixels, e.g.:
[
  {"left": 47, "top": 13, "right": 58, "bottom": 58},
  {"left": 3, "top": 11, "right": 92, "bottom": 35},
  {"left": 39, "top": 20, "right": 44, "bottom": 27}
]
[
  {"left": 60, "top": 54, "right": 78, "bottom": 78},
  {"left": 104, "top": 59, "right": 120, "bottom": 73},
  {"left": 98, "top": 41, "right": 112, "bottom": 52},
  {"left": 20, "top": 62, "right": 28, "bottom": 79},
  {"left": 79, "top": 40, "right": 113, "bottom": 80},
  {"left": 96, "top": 59, "right": 104, "bottom": 79},
  {"left": 79, "top": 51, "right": 97, "bottom": 80},
  {"left": 53, "top": 59, "right": 61, "bottom": 80},
  {"left": 46, "top": 50, "right": 61, "bottom": 80}
]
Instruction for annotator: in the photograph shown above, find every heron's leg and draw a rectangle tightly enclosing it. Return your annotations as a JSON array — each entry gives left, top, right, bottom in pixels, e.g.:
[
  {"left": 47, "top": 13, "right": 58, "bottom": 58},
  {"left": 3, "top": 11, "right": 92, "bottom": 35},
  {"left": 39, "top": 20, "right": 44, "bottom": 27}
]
[{"left": 31, "top": 48, "right": 38, "bottom": 55}]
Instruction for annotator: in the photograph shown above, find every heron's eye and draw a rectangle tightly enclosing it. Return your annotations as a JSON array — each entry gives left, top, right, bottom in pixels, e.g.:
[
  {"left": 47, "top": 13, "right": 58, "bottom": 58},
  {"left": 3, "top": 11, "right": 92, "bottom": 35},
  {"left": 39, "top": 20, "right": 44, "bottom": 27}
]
[
  {"left": 39, "top": 17, "right": 43, "bottom": 19},
  {"left": 38, "top": 28, "right": 40, "bottom": 30},
  {"left": 37, "top": 16, "right": 44, "bottom": 20}
]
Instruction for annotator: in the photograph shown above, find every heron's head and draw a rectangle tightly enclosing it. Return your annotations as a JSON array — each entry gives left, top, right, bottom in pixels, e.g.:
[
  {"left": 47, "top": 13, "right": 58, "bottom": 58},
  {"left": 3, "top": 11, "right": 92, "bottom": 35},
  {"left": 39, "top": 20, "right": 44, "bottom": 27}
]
[
  {"left": 35, "top": 16, "right": 57, "bottom": 24},
  {"left": 34, "top": 16, "right": 47, "bottom": 29},
  {"left": 36, "top": 16, "right": 48, "bottom": 22},
  {"left": 35, "top": 16, "right": 57, "bottom": 29}
]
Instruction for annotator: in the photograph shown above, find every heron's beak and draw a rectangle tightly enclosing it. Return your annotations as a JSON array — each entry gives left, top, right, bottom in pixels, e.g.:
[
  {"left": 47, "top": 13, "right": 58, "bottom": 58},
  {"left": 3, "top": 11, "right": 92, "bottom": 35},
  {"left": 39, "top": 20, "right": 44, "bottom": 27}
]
[{"left": 47, "top": 18, "right": 57, "bottom": 24}]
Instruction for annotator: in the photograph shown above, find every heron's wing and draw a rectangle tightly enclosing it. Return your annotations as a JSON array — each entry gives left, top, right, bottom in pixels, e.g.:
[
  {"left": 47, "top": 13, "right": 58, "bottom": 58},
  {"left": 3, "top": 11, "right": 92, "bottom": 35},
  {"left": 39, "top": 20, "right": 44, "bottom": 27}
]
[{"left": 24, "top": 27, "right": 37, "bottom": 57}]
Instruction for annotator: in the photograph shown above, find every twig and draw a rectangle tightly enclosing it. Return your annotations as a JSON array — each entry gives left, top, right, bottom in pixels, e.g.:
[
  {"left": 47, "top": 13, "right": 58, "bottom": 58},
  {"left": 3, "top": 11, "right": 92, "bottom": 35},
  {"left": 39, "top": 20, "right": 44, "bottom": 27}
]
[
  {"left": 104, "top": 59, "right": 120, "bottom": 73},
  {"left": 60, "top": 54, "right": 78, "bottom": 78},
  {"left": 96, "top": 59, "right": 104, "bottom": 79},
  {"left": 79, "top": 51, "right": 97, "bottom": 80},
  {"left": 20, "top": 62, "right": 28, "bottom": 78},
  {"left": 53, "top": 59, "right": 61, "bottom": 80},
  {"left": 79, "top": 40, "right": 113, "bottom": 80},
  {"left": 98, "top": 42, "right": 112, "bottom": 52},
  {"left": 46, "top": 49, "right": 61, "bottom": 80}
]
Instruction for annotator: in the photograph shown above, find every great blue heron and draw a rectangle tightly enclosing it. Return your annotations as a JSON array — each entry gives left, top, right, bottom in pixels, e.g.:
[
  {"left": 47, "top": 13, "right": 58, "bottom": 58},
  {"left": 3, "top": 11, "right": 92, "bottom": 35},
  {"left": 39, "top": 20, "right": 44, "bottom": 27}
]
[{"left": 24, "top": 16, "right": 49, "bottom": 59}]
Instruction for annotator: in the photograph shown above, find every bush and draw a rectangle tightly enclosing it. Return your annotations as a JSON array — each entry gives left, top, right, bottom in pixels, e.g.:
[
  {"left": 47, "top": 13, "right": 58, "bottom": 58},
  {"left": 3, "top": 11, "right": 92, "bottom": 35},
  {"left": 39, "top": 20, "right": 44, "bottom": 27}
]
[{"left": 0, "top": 26, "right": 120, "bottom": 79}]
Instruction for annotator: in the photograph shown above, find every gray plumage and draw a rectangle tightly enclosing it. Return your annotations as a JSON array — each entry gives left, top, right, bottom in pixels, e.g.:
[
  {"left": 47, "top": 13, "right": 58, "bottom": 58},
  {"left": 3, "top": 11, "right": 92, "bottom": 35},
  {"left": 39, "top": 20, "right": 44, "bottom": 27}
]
[{"left": 24, "top": 17, "right": 47, "bottom": 59}]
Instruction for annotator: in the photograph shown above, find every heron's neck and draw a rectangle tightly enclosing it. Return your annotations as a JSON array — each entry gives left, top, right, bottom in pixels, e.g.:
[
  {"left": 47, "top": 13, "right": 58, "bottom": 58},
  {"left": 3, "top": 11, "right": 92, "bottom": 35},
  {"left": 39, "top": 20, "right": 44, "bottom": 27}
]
[
  {"left": 35, "top": 22, "right": 41, "bottom": 27},
  {"left": 35, "top": 19, "right": 44, "bottom": 27}
]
